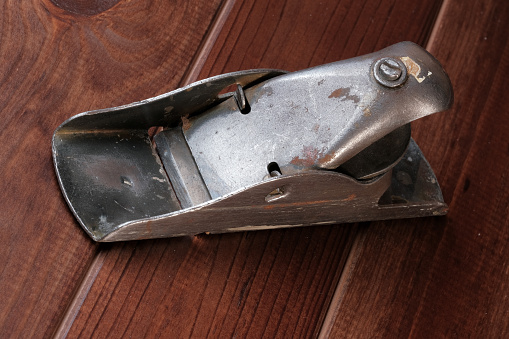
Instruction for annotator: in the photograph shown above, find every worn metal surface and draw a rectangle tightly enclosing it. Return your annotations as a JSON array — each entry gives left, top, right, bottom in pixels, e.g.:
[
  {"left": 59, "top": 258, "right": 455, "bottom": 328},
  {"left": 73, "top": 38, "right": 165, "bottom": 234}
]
[
  {"left": 184, "top": 42, "right": 452, "bottom": 198},
  {"left": 52, "top": 42, "right": 453, "bottom": 242},
  {"left": 53, "top": 70, "right": 285, "bottom": 240},
  {"left": 103, "top": 139, "right": 447, "bottom": 241}
]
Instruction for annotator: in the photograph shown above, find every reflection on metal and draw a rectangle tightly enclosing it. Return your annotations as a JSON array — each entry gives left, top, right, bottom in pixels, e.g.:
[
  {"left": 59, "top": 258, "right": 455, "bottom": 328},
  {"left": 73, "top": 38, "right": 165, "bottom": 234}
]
[{"left": 52, "top": 42, "right": 453, "bottom": 242}]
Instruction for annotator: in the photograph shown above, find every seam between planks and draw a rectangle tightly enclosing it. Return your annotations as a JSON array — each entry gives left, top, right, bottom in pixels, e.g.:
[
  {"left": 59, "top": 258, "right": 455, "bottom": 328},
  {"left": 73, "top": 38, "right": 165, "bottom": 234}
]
[
  {"left": 426, "top": 0, "right": 451, "bottom": 53},
  {"left": 317, "top": 227, "right": 367, "bottom": 338},
  {"left": 181, "top": 0, "right": 237, "bottom": 86},
  {"left": 52, "top": 248, "right": 106, "bottom": 339},
  {"left": 315, "top": 0, "right": 450, "bottom": 336},
  {"left": 49, "top": 1, "right": 236, "bottom": 337}
]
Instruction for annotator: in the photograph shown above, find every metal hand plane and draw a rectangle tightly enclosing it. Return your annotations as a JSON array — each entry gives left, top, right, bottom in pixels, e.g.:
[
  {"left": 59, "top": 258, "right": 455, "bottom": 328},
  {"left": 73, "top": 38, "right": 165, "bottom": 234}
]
[{"left": 52, "top": 41, "right": 453, "bottom": 242}]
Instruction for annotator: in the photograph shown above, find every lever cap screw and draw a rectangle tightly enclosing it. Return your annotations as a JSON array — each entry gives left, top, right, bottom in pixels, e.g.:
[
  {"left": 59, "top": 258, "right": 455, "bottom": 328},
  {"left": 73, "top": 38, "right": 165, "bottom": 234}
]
[{"left": 373, "top": 57, "right": 408, "bottom": 88}]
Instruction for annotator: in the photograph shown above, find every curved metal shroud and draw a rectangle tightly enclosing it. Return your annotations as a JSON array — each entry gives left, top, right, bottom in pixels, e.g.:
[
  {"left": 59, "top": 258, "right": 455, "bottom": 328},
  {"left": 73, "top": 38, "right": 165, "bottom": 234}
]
[{"left": 184, "top": 42, "right": 452, "bottom": 197}]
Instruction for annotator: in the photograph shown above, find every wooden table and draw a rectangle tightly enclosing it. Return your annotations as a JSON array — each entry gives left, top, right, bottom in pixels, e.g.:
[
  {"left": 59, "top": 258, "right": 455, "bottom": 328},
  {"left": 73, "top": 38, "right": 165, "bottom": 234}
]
[{"left": 1, "top": 0, "right": 507, "bottom": 337}]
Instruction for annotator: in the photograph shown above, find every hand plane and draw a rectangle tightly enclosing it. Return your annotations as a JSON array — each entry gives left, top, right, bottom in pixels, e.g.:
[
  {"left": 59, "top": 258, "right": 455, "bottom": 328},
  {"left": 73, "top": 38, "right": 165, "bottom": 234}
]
[{"left": 52, "top": 41, "right": 453, "bottom": 242}]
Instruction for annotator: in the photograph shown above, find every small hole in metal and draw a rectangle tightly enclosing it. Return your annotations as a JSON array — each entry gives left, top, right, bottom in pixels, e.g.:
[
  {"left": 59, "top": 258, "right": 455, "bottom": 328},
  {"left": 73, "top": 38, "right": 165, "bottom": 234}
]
[
  {"left": 267, "top": 162, "right": 282, "bottom": 176},
  {"left": 121, "top": 176, "right": 133, "bottom": 187},
  {"left": 265, "top": 163, "right": 285, "bottom": 202},
  {"left": 240, "top": 102, "right": 251, "bottom": 114}
]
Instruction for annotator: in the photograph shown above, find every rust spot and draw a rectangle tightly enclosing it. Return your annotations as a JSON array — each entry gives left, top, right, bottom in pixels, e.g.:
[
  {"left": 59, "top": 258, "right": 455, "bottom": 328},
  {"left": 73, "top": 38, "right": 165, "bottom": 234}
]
[
  {"left": 263, "top": 199, "right": 333, "bottom": 209},
  {"left": 328, "top": 87, "right": 360, "bottom": 103},
  {"left": 319, "top": 152, "right": 335, "bottom": 166},
  {"left": 328, "top": 88, "right": 344, "bottom": 98},
  {"left": 136, "top": 220, "right": 152, "bottom": 240},
  {"left": 290, "top": 146, "right": 321, "bottom": 167},
  {"left": 291, "top": 146, "right": 337, "bottom": 167},
  {"left": 342, "top": 194, "right": 356, "bottom": 201},
  {"left": 262, "top": 195, "right": 356, "bottom": 210},
  {"left": 312, "top": 124, "right": 320, "bottom": 132},
  {"left": 291, "top": 156, "right": 304, "bottom": 166},
  {"left": 181, "top": 115, "right": 192, "bottom": 132},
  {"left": 363, "top": 107, "right": 372, "bottom": 117}
]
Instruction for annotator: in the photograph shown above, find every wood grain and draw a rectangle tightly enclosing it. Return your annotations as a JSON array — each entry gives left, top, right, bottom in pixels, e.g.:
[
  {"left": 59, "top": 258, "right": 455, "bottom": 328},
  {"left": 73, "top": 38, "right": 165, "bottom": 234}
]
[
  {"left": 67, "top": 228, "right": 356, "bottom": 338},
  {"left": 66, "top": 0, "right": 444, "bottom": 337},
  {"left": 323, "top": 0, "right": 509, "bottom": 337},
  {"left": 0, "top": 0, "right": 223, "bottom": 337},
  {"left": 199, "top": 0, "right": 442, "bottom": 75}
]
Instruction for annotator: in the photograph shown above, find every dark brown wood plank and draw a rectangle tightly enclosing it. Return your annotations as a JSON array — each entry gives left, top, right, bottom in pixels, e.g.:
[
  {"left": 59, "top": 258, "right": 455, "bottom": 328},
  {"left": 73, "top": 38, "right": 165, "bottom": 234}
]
[
  {"left": 323, "top": 0, "right": 509, "bottom": 337},
  {"left": 67, "top": 228, "right": 356, "bottom": 338},
  {"left": 200, "top": 0, "right": 442, "bottom": 75},
  {"left": 66, "top": 0, "right": 444, "bottom": 337},
  {"left": 0, "top": 1, "right": 223, "bottom": 338}
]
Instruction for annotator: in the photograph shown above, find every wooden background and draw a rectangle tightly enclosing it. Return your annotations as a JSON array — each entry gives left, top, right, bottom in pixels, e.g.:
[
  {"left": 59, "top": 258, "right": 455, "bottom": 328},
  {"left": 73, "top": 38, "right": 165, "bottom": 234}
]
[{"left": 0, "top": 0, "right": 507, "bottom": 337}]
